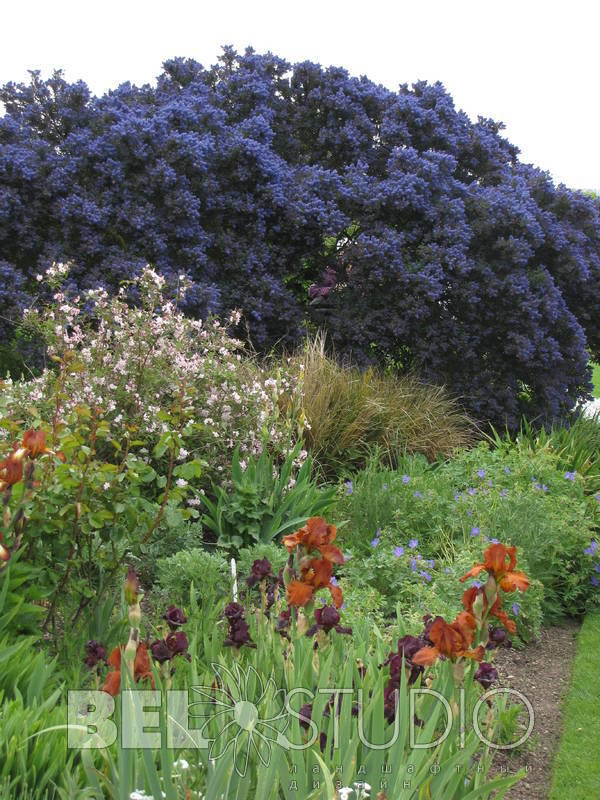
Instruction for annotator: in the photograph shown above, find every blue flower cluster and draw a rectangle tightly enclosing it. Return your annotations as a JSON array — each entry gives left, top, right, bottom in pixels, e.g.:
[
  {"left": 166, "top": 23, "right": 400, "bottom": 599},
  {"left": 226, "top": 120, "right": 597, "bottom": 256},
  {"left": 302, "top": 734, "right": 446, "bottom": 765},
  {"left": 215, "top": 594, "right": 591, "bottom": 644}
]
[{"left": 0, "top": 51, "right": 598, "bottom": 425}]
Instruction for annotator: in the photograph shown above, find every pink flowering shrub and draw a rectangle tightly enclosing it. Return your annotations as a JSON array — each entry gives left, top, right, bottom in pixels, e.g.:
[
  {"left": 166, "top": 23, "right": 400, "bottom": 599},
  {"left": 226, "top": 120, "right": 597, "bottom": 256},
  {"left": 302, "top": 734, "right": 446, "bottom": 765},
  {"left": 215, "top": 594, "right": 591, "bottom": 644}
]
[
  {"left": 1, "top": 265, "right": 305, "bottom": 495},
  {"left": 0, "top": 265, "right": 308, "bottom": 628}
]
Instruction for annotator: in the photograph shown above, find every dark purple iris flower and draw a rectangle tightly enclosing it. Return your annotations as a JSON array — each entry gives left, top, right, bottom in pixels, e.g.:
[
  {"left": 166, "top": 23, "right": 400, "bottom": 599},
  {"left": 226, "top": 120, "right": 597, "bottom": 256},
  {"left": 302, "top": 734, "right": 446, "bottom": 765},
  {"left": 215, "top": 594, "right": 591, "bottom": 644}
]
[
  {"left": 486, "top": 627, "right": 508, "bottom": 650},
  {"left": 224, "top": 602, "right": 245, "bottom": 621},
  {"left": 166, "top": 630, "right": 189, "bottom": 656},
  {"left": 223, "top": 602, "right": 255, "bottom": 648},
  {"left": 164, "top": 605, "right": 187, "bottom": 630},
  {"left": 150, "top": 639, "right": 172, "bottom": 663},
  {"left": 474, "top": 662, "right": 499, "bottom": 689},
  {"left": 306, "top": 605, "right": 352, "bottom": 638},
  {"left": 246, "top": 558, "right": 273, "bottom": 587},
  {"left": 84, "top": 640, "right": 107, "bottom": 668}
]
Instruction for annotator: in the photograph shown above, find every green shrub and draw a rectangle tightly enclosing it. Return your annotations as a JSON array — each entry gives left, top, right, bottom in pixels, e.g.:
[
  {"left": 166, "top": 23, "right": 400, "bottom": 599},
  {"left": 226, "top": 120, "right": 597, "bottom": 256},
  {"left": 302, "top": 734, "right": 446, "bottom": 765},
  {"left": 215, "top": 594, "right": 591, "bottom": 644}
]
[
  {"left": 335, "top": 580, "right": 388, "bottom": 646},
  {"left": 342, "top": 536, "right": 543, "bottom": 643},
  {"left": 154, "top": 538, "right": 297, "bottom": 614},
  {"left": 155, "top": 546, "right": 230, "bottom": 607},
  {"left": 0, "top": 267, "right": 307, "bottom": 633},
  {"left": 138, "top": 520, "right": 205, "bottom": 588},
  {"left": 0, "top": 553, "right": 47, "bottom": 638},
  {"left": 1, "top": 266, "right": 303, "bottom": 492},
  {"left": 336, "top": 441, "right": 598, "bottom": 623}
]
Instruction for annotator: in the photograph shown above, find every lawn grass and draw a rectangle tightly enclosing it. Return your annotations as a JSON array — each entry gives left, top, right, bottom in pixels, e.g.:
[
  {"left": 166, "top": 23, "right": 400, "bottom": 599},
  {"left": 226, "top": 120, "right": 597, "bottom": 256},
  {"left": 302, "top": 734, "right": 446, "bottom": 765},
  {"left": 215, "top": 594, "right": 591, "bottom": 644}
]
[
  {"left": 549, "top": 613, "right": 600, "bottom": 799},
  {"left": 592, "top": 362, "right": 600, "bottom": 398}
]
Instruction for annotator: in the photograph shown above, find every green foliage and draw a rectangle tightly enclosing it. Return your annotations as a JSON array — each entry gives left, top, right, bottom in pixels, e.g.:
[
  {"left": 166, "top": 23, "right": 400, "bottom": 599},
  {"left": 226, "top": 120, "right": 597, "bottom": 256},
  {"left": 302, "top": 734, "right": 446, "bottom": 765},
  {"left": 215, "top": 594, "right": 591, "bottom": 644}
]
[
  {"left": 491, "top": 697, "right": 526, "bottom": 749},
  {"left": 155, "top": 546, "right": 230, "bottom": 607},
  {"left": 71, "top": 599, "right": 524, "bottom": 799},
  {"left": 0, "top": 409, "right": 202, "bottom": 634},
  {"left": 489, "top": 415, "right": 600, "bottom": 495},
  {"left": 200, "top": 442, "right": 337, "bottom": 551},
  {"left": 336, "top": 442, "right": 598, "bottom": 623},
  {"left": 290, "top": 332, "right": 474, "bottom": 479},
  {"left": 0, "top": 552, "right": 47, "bottom": 637},
  {"left": 342, "top": 536, "right": 543, "bottom": 643},
  {"left": 0, "top": 640, "right": 80, "bottom": 800},
  {"left": 137, "top": 520, "right": 205, "bottom": 588},
  {"left": 335, "top": 579, "right": 388, "bottom": 645}
]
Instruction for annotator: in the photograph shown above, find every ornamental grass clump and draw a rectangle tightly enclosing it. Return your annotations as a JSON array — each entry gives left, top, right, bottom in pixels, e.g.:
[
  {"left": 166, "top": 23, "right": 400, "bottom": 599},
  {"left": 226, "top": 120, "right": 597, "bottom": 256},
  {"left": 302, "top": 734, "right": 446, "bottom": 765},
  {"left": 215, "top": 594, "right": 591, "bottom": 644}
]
[{"left": 290, "top": 332, "right": 474, "bottom": 478}]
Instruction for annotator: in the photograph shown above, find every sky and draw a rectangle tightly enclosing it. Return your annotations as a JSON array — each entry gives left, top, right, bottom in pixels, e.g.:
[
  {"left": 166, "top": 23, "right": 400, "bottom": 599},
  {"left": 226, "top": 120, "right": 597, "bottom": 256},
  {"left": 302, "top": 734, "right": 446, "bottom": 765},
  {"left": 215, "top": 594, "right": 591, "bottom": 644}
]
[{"left": 1, "top": 0, "right": 598, "bottom": 191}]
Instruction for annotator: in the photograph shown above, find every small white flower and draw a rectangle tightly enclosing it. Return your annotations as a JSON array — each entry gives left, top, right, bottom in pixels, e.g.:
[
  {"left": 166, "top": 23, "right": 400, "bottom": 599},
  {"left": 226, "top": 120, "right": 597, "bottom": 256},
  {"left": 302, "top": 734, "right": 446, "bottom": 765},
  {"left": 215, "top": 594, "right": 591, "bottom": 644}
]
[
  {"left": 36, "top": 273, "right": 43, "bottom": 282},
  {"left": 173, "top": 757, "right": 190, "bottom": 770},
  {"left": 103, "top": 482, "right": 110, "bottom": 490},
  {"left": 176, "top": 478, "right": 188, "bottom": 488}
]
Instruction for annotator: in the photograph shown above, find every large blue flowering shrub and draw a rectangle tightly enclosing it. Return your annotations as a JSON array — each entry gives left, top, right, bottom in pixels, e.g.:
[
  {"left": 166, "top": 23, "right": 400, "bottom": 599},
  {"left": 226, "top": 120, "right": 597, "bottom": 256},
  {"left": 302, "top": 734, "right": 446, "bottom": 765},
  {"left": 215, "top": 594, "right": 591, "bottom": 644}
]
[{"left": 1, "top": 48, "right": 599, "bottom": 426}]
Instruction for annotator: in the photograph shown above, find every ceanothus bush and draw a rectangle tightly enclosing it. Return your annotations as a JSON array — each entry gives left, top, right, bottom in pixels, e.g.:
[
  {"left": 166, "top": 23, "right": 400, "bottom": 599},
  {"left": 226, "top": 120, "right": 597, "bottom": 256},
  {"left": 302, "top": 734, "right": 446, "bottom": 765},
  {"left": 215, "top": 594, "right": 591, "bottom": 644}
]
[{"left": 1, "top": 49, "right": 599, "bottom": 427}]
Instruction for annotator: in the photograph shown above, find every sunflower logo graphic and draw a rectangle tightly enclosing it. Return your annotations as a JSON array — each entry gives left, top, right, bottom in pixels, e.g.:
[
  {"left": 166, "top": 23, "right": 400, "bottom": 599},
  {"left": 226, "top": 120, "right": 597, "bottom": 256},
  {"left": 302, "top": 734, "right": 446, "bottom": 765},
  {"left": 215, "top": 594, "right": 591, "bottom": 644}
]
[{"left": 191, "top": 663, "right": 290, "bottom": 777}]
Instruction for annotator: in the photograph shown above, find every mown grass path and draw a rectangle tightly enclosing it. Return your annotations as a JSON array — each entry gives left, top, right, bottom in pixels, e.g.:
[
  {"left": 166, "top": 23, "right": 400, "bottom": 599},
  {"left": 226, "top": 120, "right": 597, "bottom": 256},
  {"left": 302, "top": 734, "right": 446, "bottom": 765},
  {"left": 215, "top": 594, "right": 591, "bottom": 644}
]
[{"left": 549, "top": 613, "right": 600, "bottom": 798}]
